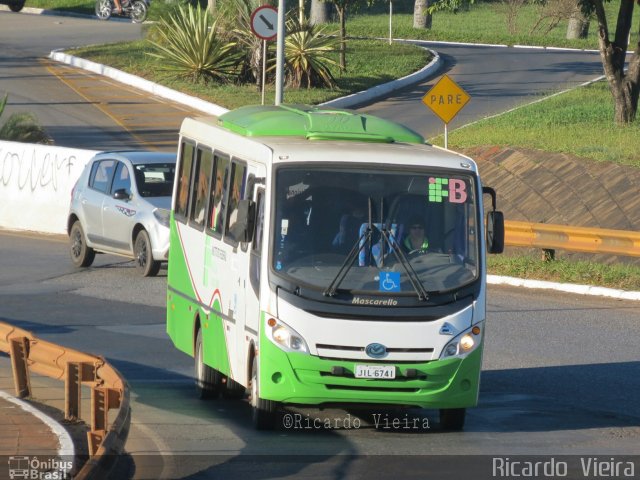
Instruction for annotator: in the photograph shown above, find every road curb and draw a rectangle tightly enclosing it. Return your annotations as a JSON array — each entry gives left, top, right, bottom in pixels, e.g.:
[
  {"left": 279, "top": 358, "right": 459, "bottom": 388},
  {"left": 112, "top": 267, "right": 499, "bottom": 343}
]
[
  {"left": 488, "top": 275, "right": 640, "bottom": 301},
  {"left": 320, "top": 49, "right": 442, "bottom": 108}
]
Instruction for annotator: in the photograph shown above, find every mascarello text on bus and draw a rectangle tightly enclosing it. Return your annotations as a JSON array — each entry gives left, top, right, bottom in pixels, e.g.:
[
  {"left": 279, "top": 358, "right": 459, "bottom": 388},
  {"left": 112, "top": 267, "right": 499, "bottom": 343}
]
[{"left": 166, "top": 104, "right": 504, "bottom": 430}]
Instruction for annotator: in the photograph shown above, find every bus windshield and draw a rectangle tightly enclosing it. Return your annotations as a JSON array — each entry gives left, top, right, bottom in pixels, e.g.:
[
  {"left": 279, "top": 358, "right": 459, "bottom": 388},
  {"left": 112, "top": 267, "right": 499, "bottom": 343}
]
[{"left": 272, "top": 165, "right": 480, "bottom": 296}]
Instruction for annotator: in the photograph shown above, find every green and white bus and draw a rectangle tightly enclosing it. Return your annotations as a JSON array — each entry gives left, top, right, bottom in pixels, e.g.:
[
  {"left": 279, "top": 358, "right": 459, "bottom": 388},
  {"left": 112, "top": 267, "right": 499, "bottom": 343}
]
[{"left": 166, "top": 104, "right": 504, "bottom": 430}]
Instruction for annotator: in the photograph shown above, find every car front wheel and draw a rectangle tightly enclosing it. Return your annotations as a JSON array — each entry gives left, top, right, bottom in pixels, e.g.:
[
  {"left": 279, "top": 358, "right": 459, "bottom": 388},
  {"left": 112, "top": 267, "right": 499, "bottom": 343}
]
[
  {"left": 134, "top": 229, "right": 161, "bottom": 277},
  {"left": 69, "top": 221, "right": 95, "bottom": 268}
]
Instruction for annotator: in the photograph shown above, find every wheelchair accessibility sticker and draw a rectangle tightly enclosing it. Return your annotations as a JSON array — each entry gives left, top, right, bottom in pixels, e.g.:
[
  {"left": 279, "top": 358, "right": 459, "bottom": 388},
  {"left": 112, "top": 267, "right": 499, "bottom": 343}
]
[{"left": 379, "top": 272, "right": 401, "bottom": 292}]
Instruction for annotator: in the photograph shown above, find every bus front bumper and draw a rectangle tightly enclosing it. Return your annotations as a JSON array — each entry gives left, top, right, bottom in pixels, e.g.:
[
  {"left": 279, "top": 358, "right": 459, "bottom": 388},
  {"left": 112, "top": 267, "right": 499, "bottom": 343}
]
[{"left": 259, "top": 340, "right": 483, "bottom": 409}]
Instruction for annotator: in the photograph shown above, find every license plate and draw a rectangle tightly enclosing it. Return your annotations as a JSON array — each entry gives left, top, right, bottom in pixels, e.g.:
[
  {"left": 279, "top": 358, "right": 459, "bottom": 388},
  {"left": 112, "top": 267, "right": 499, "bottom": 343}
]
[{"left": 354, "top": 365, "right": 396, "bottom": 379}]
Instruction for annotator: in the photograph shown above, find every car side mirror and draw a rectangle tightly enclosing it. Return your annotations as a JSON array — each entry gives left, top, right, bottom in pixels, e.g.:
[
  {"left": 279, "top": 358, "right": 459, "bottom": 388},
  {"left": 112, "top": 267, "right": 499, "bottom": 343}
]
[
  {"left": 231, "top": 199, "right": 256, "bottom": 243},
  {"left": 113, "top": 188, "right": 130, "bottom": 200}
]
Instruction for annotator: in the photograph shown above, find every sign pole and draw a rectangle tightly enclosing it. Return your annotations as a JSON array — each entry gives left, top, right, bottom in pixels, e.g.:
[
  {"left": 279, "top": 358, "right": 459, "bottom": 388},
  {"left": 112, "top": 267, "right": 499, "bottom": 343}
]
[
  {"left": 250, "top": 6, "right": 278, "bottom": 103},
  {"left": 261, "top": 40, "right": 267, "bottom": 105},
  {"left": 444, "top": 123, "right": 448, "bottom": 149},
  {"left": 275, "top": 0, "right": 286, "bottom": 105},
  {"left": 389, "top": 1, "right": 392, "bottom": 45}
]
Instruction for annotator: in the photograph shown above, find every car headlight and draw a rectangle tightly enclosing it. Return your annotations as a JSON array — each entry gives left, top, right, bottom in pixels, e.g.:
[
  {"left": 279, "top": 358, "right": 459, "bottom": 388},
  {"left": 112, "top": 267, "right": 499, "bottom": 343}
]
[
  {"left": 266, "top": 317, "right": 309, "bottom": 354},
  {"left": 153, "top": 208, "right": 170, "bottom": 227},
  {"left": 440, "top": 324, "right": 483, "bottom": 359}
]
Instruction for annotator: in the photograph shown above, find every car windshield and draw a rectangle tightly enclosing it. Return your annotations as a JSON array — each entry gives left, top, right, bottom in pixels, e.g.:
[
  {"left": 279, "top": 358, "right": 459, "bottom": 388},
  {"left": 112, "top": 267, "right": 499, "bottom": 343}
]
[
  {"left": 272, "top": 166, "right": 480, "bottom": 296},
  {"left": 134, "top": 163, "right": 175, "bottom": 197}
]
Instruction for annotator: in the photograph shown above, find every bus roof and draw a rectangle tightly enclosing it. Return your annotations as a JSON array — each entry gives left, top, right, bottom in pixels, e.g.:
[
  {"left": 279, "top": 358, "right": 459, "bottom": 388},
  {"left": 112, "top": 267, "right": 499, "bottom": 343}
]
[{"left": 217, "top": 104, "right": 425, "bottom": 144}]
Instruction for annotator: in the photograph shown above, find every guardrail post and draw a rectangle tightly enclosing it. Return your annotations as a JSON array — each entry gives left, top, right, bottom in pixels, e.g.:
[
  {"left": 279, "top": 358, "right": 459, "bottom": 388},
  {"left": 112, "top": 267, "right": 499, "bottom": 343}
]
[
  {"left": 65, "top": 362, "right": 97, "bottom": 421},
  {"left": 91, "top": 387, "right": 108, "bottom": 433},
  {"left": 87, "top": 430, "right": 106, "bottom": 457},
  {"left": 9, "top": 337, "right": 31, "bottom": 398}
]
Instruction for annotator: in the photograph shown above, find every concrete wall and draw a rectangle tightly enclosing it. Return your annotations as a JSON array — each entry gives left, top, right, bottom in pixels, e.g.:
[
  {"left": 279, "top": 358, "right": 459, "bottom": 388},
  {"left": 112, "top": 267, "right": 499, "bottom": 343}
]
[{"left": 0, "top": 141, "right": 97, "bottom": 235}]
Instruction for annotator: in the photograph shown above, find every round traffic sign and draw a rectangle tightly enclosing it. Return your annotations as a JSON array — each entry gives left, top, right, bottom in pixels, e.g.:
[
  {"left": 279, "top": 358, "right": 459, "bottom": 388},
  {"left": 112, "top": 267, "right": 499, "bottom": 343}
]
[{"left": 250, "top": 6, "right": 278, "bottom": 41}]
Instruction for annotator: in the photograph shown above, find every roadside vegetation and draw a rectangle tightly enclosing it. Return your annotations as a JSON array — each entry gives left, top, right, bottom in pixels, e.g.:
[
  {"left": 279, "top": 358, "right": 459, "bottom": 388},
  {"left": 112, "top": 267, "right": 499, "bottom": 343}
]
[
  {"left": 488, "top": 254, "right": 640, "bottom": 292},
  {"left": 0, "top": 94, "right": 50, "bottom": 143}
]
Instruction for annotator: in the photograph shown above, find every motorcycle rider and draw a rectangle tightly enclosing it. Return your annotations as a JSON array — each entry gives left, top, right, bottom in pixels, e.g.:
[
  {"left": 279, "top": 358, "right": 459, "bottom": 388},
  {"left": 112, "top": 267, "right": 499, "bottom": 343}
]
[{"left": 113, "top": 0, "right": 122, "bottom": 13}]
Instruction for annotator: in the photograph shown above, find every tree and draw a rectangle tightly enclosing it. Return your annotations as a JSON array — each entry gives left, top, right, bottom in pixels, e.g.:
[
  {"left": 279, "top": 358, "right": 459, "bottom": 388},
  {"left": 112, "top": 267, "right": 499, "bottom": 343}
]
[
  {"left": 310, "top": 0, "right": 331, "bottom": 25},
  {"left": 580, "top": 0, "right": 640, "bottom": 124},
  {"left": 566, "top": 1, "right": 590, "bottom": 39},
  {"left": 413, "top": 0, "right": 432, "bottom": 30},
  {"left": 328, "top": 0, "right": 351, "bottom": 71}
]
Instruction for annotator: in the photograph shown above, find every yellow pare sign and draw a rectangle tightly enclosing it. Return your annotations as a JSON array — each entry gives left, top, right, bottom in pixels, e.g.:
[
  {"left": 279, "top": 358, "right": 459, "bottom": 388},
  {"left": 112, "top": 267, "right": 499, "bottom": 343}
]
[{"left": 422, "top": 75, "right": 470, "bottom": 124}]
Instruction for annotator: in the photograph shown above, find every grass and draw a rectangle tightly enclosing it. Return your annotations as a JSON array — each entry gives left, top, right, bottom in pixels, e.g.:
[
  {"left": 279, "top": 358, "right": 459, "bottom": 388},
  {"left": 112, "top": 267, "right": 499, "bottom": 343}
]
[
  {"left": 488, "top": 253, "right": 640, "bottom": 292},
  {"left": 437, "top": 80, "right": 640, "bottom": 168},
  {"left": 69, "top": 38, "right": 430, "bottom": 108},
  {"left": 335, "top": 1, "right": 638, "bottom": 49}
]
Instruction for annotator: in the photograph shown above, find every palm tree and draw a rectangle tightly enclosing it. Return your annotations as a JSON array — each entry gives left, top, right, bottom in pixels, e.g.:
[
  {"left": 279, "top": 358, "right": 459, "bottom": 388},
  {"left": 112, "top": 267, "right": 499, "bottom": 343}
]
[{"left": 0, "top": 94, "right": 50, "bottom": 144}]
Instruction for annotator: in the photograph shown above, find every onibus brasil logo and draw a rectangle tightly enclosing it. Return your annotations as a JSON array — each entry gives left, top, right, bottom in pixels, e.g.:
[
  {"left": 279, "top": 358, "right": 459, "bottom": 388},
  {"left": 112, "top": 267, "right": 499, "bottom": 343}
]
[{"left": 8, "top": 456, "right": 72, "bottom": 480}]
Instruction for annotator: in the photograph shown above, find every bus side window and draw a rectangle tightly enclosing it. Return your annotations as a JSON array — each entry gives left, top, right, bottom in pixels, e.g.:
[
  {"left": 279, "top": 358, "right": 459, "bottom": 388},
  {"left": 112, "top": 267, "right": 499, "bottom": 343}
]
[
  {"left": 250, "top": 189, "right": 265, "bottom": 296},
  {"left": 207, "top": 154, "right": 230, "bottom": 237},
  {"left": 175, "top": 142, "right": 195, "bottom": 221},
  {"left": 189, "top": 147, "right": 213, "bottom": 229},
  {"left": 225, "top": 162, "right": 247, "bottom": 245}
]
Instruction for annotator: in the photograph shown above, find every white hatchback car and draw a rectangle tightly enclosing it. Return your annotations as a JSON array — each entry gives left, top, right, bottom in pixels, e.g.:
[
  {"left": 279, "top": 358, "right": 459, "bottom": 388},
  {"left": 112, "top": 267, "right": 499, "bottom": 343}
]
[{"left": 67, "top": 151, "right": 176, "bottom": 276}]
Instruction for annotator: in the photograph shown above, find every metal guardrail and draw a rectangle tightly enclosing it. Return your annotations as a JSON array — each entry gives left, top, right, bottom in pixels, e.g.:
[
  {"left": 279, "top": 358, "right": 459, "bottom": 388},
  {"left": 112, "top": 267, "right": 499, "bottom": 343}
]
[
  {"left": 504, "top": 220, "right": 640, "bottom": 258},
  {"left": 0, "top": 320, "right": 130, "bottom": 480}
]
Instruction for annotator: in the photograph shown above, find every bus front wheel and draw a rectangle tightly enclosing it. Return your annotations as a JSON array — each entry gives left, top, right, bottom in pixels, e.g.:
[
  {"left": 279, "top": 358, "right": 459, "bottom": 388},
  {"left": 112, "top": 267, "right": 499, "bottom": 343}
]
[
  {"left": 439, "top": 408, "right": 466, "bottom": 431},
  {"left": 195, "top": 329, "right": 222, "bottom": 399},
  {"left": 250, "top": 357, "right": 278, "bottom": 430}
]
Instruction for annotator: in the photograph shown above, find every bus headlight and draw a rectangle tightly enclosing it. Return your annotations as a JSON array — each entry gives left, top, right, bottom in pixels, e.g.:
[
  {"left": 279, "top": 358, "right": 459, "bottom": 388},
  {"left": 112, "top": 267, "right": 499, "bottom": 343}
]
[
  {"left": 267, "top": 318, "right": 309, "bottom": 354},
  {"left": 440, "top": 324, "right": 482, "bottom": 359}
]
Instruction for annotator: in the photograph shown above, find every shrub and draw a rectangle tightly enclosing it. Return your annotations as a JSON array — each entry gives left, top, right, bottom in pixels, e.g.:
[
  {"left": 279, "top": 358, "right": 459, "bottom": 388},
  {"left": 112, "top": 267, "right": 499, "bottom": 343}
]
[
  {"left": 0, "top": 94, "right": 50, "bottom": 144},
  {"left": 147, "top": 4, "right": 241, "bottom": 83},
  {"left": 282, "top": 17, "right": 340, "bottom": 89}
]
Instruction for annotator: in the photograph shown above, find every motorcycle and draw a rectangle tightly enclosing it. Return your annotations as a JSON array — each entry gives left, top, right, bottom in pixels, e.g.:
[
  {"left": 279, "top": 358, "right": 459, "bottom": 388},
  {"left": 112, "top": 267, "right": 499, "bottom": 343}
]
[{"left": 95, "top": 0, "right": 149, "bottom": 24}]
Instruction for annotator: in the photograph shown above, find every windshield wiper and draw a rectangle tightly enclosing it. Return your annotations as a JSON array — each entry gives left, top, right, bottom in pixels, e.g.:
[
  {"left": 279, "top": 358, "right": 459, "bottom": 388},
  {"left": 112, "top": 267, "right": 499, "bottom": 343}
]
[
  {"left": 324, "top": 198, "right": 375, "bottom": 297},
  {"left": 323, "top": 198, "right": 429, "bottom": 301}
]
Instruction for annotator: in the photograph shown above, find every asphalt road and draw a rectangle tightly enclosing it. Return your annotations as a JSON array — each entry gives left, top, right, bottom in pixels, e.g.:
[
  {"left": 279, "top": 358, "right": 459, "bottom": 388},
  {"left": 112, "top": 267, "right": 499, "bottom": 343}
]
[
  {"left": 359, "top": 42, "right": 604, "bottom": 139},
  {"left": 1, "top": 232, "right": 638, "bottom": 479}
]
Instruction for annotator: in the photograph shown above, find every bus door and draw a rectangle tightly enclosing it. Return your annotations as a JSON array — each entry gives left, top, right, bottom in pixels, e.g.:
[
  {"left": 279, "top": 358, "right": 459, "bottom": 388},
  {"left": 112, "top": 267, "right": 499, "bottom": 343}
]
[
  {"left": 223, "top": 160, "right": 252, "bottom": 383},
  {"left": 244, "top": 183, "right": 265, "bottom": 377}
]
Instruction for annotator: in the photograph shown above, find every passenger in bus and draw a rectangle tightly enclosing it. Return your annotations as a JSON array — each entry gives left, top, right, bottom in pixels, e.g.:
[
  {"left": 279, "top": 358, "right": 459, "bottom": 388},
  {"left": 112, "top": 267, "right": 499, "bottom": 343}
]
[
  {"left": 210, "top": 171, "right": 223, "bottom": 232},
  {"left": 177, "top": 170, "right": 189, "bottom": 215},
  {"left": 227, "top": 176, "right": 242, "bottom": 228},
  {"left": 402, "top": 217, "right": 430, "bottom": 255},
  {"left": 332, "top": 202, "right": 366, "bottom": 253},
  {"left": 194, "top": 173, "right": 208, "bottom": 225}
]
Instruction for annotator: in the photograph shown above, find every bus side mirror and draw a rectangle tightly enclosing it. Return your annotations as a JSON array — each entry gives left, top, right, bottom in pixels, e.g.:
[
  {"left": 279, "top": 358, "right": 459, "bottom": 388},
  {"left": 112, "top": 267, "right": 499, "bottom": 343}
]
[
  {"left": 234, "top": 199, "right": 256, "bottom": 243},
  {"left": 486, "top": 210, "right": 505, "bottom": 254},
  {"left": 482, "top": 186, "right": 504, "bottom": 254}
]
